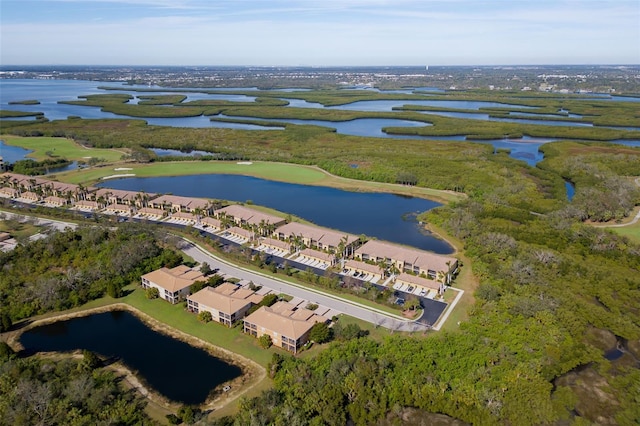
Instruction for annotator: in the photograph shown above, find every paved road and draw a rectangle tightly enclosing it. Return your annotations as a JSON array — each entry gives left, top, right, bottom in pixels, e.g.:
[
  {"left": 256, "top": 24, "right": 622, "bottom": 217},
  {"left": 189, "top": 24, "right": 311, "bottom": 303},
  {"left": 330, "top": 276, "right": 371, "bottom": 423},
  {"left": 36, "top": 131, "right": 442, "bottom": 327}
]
[
  {"left": 179, "top": 239, "right": 429, "bottom": 332},
  {"left": 0, "top": 210, "right": 431, "bottom": 332},
  {"left": 0, "top": 210, "right": 78, "bottom": 231}
]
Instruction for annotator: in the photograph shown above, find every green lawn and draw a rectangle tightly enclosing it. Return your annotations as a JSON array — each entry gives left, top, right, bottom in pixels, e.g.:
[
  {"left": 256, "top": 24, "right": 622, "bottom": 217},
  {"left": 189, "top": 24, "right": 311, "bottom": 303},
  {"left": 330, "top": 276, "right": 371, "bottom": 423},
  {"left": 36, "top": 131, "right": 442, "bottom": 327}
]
[
  {"left": 118, "top": 284, "right": 276, "bottom": 367},
  {"left": 0, "top": 135, "right": 125, "bottom": 162},
  {"left": 610, "top": 222, "right": 640, "bottom": 244},
  {"left": 57, "top": 160, "right": 464, "bottom": 203}
]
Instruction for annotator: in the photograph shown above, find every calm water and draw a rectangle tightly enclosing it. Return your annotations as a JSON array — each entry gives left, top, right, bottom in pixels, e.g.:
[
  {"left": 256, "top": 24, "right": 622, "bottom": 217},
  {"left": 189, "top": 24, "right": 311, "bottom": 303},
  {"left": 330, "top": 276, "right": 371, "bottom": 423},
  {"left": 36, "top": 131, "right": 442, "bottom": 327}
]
[
  {"left": 565, "top": 181, "right": 576, "bottom": 201},
  {"left": 98, "top": 174, "right": 453, "bottom": 254},
  {"left": 0, "top": 139, "right": 33, "bottom": 163},
  {"left": 215, "top": 114, "right": 432, "bottom": 138},
  {"left": 19, "top": 310, "right": 242, "bottom": 405},
  {"left": 150, "top": 148, "right": 217, "bottom": 157},
  {"left": 2, "top": 79, "right": 637, "bottom": 162}
]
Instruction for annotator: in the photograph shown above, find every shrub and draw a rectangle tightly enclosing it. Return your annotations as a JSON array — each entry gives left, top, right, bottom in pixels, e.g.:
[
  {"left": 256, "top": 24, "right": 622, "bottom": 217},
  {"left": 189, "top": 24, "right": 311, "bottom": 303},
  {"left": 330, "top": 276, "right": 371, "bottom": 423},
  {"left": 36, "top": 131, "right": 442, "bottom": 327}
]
[
  {"left": 198, "top": 311, "right": 212, "bottom": 323},
  {"left": 145, "top": 287, "right": 159, "bottom": 299},
  {"left": 259, "top": 334, "right": 273, "bottom": 349}
]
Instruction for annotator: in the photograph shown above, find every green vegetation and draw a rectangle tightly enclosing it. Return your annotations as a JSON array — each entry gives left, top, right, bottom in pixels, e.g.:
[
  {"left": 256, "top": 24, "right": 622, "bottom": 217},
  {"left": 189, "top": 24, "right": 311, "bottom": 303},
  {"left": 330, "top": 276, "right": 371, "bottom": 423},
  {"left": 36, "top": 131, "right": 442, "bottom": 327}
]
[
  {"left": 0, "top": 355, "right": 151, "bottom": 425},
  {"left": 610, "top": 221, "right": 640, "bottom": 243},
  {"left": 1, "top": 88, "right": 639, "bottom": 424},
  {"left": 8, "top": 100, "right": 40, "bottom": 105},
  {"left": 0, "top": 224, "right": 181, "bottom": 322},
  {"left": 11, "top": 158, "right": 71, "bottom": 175},
  {"left": 0, "top": 135, "right": 124, "bottom": 163}
]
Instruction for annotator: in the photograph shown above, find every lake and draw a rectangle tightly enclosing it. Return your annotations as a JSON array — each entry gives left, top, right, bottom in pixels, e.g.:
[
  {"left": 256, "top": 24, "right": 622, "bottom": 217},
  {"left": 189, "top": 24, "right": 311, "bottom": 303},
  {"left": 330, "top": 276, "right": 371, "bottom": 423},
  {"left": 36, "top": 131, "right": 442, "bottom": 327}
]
[
  {"left": 0, "top": 139, "right": 33, "bottom": 163},
  {"left": 98, "top": 174, "right": 454, "bottom": 254},
  {"left": 19, "top": 310, "right": 242, "bottom": 405}
]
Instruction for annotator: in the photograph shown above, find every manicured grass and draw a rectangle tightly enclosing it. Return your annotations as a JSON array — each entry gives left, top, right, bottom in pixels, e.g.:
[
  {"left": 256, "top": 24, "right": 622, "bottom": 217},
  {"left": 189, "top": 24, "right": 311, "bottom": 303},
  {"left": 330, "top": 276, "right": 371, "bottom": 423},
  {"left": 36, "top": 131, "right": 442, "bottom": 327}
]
[
  {"left": 610, "top": 222, "right": 640, "bottom": 244},
  {"left": 0, "top": 217, "right": 42, "bottom": 240},
  {"left": 0, "top": 135, "right": 125, "bottom": 162},
  {"left": 57, "top": 160, "right": 464, "bottom": 203},
  {"left": 118, "top": 285, "right": 275, "bottom": 367}
]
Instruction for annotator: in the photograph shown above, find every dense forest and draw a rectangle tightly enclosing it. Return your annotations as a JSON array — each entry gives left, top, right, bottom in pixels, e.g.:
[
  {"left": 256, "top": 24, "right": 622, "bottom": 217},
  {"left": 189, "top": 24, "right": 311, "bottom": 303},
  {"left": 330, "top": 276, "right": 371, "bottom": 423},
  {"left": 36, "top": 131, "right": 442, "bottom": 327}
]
[
  {"left": 0, "top": 344, "right": 152, "bottom": 425},
  {"left": 226, "top": 200, "right": 640, "bottom": 425},
  {"left": 0, "top": 224, "right": 182, "bottom": 325}
]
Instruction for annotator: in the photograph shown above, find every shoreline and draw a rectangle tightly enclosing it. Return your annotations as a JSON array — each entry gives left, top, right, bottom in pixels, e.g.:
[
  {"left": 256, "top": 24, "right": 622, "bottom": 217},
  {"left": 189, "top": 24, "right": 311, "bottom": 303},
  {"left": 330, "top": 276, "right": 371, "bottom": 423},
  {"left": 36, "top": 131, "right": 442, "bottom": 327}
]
[
  {"left": 5, "top": 302, "right": 267, "bottom": 414},
  {"left": 53, "top": 159, "right": 465, "bottom": 204}
]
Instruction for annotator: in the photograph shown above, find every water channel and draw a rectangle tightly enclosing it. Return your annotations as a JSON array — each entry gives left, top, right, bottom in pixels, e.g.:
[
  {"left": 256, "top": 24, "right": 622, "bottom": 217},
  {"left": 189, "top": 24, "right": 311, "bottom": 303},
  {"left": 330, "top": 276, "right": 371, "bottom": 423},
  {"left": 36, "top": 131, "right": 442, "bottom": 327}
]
[
  {"left": 19, "top": 310, "right": 242, "bottom": 405},
  {"left": 2, "top": 79, "right": 639, "bottom": 166}
]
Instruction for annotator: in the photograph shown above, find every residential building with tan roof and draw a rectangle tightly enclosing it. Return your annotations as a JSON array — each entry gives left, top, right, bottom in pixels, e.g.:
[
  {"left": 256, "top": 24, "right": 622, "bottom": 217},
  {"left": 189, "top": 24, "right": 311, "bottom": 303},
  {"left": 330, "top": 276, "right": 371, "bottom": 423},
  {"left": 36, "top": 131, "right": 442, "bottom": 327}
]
[
  {"left": 274, "top": 222, "right": 359, "bottom": 256},
  {"left": 73, "top": 200, "right": 100, "bottom": 211},
  {"left": 201, "top": 216, "right": 222, "bottom": 230},
  {"left": 243, "top": 301, "right": 328, "bottom": 354},
  {"left": 355, "top": 240, "right": 457, "bottom": 282},
  {"left": 224, "top": 226, "right": 255, "bottom": 242},
  {"left": 93, "top": 188, "right": 152, "bottom": 206},
  {"left": 104, "top": 203, "right": 131, "bottom": 215},
  {"left": 18, "top": 191, "right": 40, "bottom": 203},
  {"left": 1, "top": 173, "right": 48, "bottom": 191},
  {"left": 298, "top": 248, "right": 336, "bottom": 266},
  {"left": 141, "top": 265, "right": 205, "bottom": 304},
  {"left": 395, "top": 272, "right": 444, "bottom": 294},
  {"left": 171, "top": 211, "right": 198, "bottom": 223},
  {"left": 187, "top": 283, "right": 263, "bottom": 326},
  {"left": 149, "top": 194, "right": 212, "bottom": 214},
  {"left": 43, "top": 196, "right": 69, "bottom": 207},
  {"left": 343, "top": 259, "right": 385, "bottom": 281},
  {"left": 0, "top": 187, "right": 18, "bottom": 198},
  {"left": 216, "top": 205, "right": 286, "bottom": 234},
  {"left": 137, "top": 207, "right": 165, "bottom": 219},
  {"left": 261, "top": 237, "right": 292, "bottom": 253}
]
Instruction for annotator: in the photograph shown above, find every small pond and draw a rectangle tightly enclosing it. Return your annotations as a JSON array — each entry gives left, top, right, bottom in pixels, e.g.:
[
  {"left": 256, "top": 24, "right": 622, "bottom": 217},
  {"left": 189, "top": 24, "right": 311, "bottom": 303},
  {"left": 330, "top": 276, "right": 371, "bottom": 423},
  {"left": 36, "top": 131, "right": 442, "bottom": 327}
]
[
  {"left": 150, "top": 148, "right": 217, "bottom": 157},
  {"left": 19, "top": 310, "right": 242, "bottom": 405},
  {"left": 0, "top": 139, "right": 33, "bottom": 163}
]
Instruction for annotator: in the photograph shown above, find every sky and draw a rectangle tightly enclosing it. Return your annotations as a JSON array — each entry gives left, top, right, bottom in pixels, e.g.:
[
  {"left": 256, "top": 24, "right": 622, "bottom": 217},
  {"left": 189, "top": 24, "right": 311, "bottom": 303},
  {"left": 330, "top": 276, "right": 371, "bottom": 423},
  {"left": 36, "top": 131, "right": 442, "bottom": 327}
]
[{"left": 1, "top": 0, "right": 639, "bottom": 66}]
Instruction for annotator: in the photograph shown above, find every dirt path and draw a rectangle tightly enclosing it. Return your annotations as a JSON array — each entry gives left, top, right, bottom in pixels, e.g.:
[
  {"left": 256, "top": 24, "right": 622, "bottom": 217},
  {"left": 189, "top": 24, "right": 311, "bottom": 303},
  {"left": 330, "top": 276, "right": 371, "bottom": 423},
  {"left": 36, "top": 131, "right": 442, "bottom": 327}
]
[{"left": 593, "top": 178, "right": 640, "bottom": 228}]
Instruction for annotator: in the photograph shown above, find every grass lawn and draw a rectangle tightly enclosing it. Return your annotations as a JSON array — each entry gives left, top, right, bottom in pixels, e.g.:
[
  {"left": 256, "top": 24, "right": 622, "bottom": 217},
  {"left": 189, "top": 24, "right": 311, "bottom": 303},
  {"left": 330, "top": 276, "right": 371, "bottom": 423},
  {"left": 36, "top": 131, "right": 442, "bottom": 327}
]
[
  {"left": 610, "top": 222, "right": 640, "bottom": 244},
  {"left": 0, "top": 135, "right": 124, "bottom": 162},
  {"left": 118, "top": 284, "right": 275, "bottom": 367},
  {"left": 0, "top": 216, "right": 43, "bottom": 240},
  {"left": 56, "top": 160, "right": 465, "bottom": 203}
]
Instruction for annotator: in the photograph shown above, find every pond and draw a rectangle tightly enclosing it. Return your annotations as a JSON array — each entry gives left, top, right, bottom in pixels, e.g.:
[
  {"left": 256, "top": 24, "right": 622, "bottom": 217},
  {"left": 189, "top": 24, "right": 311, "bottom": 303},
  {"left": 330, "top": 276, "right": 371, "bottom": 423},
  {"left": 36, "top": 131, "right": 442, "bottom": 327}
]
[
  {"left": 97, "top": 174, "right": 454, "bottom": 254},
  {"left": 19, "top": 310, "right": 242, "bottom": 405},
  {"left": 0, "top": 139, "right": 33, "bottom": 163},
  {"left": 150, "top": 148, "right": 217, "bottom": 157}
]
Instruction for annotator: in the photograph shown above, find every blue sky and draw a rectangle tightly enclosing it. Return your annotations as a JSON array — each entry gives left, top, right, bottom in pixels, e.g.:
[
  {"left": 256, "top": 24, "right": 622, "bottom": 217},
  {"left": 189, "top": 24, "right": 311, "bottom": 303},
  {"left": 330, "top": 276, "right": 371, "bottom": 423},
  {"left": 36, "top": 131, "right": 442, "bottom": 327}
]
[{"left": 1, "top": 0, "right": 639, "bottom": 66}]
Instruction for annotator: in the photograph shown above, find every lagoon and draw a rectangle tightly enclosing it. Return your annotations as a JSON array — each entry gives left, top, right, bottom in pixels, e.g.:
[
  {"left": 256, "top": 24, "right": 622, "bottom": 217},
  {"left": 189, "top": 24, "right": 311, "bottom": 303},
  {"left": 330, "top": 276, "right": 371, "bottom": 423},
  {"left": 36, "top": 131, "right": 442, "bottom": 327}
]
[
  {"left": 98, "top": 174, "right": 454, "bottom": 254},
  {"left": 19, "top": 310, "right": 242, "bottom": 405}
]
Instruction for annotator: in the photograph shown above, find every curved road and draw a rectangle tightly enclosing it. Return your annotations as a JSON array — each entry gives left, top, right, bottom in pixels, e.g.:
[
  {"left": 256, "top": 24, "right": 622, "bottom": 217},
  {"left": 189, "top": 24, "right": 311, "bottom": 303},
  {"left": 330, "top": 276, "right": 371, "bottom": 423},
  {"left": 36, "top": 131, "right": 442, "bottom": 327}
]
[
  {"left": 179, "top": 239, "right": 428, "bottom": 332},
  {"left": 0, "top": 210, "right": 430, "bottom": 332}
]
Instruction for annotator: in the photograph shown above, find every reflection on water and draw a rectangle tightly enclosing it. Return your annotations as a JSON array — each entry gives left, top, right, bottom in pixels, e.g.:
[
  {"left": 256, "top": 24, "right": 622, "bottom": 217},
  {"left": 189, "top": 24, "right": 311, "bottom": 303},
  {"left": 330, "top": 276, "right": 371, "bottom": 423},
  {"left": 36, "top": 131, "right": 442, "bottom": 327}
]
[
  {"left": 98, "top": 174, "right": 454, "bottom": 254},
  {"left": 20, "top": 310, "right": 242, "bottom": 405}
]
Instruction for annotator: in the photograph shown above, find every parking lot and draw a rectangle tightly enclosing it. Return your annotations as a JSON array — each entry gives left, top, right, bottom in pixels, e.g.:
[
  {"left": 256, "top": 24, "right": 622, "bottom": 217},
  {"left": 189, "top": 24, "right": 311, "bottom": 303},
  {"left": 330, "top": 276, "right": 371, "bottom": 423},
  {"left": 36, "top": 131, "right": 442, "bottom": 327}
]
[{"left": 340, "top": 269, "right": 380, "bottom": 283}]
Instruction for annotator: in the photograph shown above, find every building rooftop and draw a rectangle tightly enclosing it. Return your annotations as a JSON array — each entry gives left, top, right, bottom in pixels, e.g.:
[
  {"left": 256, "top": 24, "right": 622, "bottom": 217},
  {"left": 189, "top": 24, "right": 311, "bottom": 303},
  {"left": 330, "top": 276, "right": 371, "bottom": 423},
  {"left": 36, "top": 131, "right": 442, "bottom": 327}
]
[
  {"left": 275, "top": 222, "right": 358, "bottom": 248},
  {"left": 142, "top": 265, "right": 205, "bottom": 293},
  {"left": 189, "top": 283, "right": 262, "bottom": 314},
  {"left": 217, "top": 204, "right": 285, "bottom": 226},
  {"left": 244, "top": 301, "right": 327, "bottom": 339},
  {"left": 356, "top": 240, "right": 456, "bottom": 272}
]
